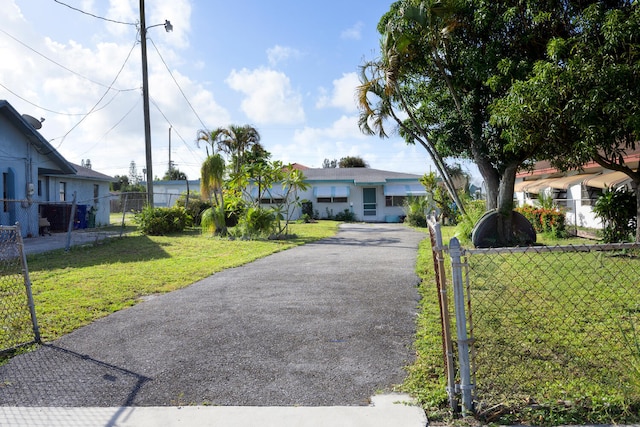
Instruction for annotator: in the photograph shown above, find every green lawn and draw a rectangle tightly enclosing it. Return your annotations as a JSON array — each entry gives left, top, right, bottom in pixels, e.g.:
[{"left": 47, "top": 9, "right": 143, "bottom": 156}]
[
  {"left": 23, "top": 220, "right": 339, "bottom": 343},
  {"left": 403, "top": 226, "right": 640, "bottom": 426}
]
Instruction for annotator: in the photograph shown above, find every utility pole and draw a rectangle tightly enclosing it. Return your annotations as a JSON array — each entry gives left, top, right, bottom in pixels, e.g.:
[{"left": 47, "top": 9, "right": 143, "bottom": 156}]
[
  {"left": 140, "top": 0, "right": 154, "bottom": 207},
  {"left": 168, "top": 125, "right": 172, "bottom": 176}
]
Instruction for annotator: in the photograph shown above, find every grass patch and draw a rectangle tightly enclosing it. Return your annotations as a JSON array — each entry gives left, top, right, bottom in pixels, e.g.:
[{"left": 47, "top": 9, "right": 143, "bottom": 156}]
[
  {"left": 403, "top": 226, "right": 640, "bottom": 425},
  {"left": 19, "top": 220, "right": 339, "bottom": 344}
]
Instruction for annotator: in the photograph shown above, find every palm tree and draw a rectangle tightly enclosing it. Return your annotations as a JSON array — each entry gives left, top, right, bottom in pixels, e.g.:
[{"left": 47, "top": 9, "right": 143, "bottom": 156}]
[
  {"left": 197, "top": 125, "right": 263, "bottom": 176},
  {"left": 200, "top": 154, "right": 227, "bottom": 235}
]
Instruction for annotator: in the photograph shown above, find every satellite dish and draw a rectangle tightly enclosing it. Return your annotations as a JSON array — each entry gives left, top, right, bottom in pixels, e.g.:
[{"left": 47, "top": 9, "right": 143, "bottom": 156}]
[{"left": 22, "top": 114, "right": 42, "bottom": 130}]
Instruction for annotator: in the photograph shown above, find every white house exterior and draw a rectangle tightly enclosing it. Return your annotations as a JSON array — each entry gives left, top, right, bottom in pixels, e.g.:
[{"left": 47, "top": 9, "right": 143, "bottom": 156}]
[
  {"left": 1, "top": 100, "right": 114, "bottom": 236},
  {"left": 514, "top": 154, "right": 639, "bottom": 229},
  {"left": 253, "top": 167, "right": 428, "bottom": 223},
  {"left": 149, "top": 180, "right": 200, "bottom": 207}
]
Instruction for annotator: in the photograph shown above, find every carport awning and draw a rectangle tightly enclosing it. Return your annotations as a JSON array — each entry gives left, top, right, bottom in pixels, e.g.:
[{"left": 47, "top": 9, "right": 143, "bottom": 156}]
[
  {"left": 313, "top": 186, "right": 350, "bottom": 198},
  {"left": 383, "top": 184, "right": 427, "bottom": 196},
  {"left": 583, "top": 171, "right": 631, "bottom": 189},
  {"left": 515, "top": 178, "right": 557, "bottom": 194},
  {"left": 547, "top": 174, "right": 597, "bottom": 190}
]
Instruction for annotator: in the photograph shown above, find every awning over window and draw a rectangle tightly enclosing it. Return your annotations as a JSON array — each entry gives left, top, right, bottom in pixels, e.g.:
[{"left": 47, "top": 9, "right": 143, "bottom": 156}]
[
  {"left": 250, "top": 187, "right": 287, "bottom": 198},
  {"left": 547, "top": 174, "right": 597, "bottom": 190},
  {"left": 383, "top": 184, "right": 427, "bottom": 196},
  {"left": 524, "top": 178, "right": 557, "bottom": 194},
  {"left": 583, "top": 171, "right": 631, "bottom": 189},
  {"left": 313, "top": 186, "right": 350, "bottom": 198}
]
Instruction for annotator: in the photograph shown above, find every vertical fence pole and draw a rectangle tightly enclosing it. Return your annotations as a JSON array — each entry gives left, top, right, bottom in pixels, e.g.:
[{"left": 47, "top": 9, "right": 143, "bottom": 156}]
[
  {"left": 428, "top": 219, "right": 458, "bottom": 411},
  {"left": 15, "top": 223, "right": 41, "bottom": 343},
  {"left": 449, "top": 237, "right": 474, "bottom": 415},
  {"left": 65, "top": 191, "right": 77, "bottom": 252}
]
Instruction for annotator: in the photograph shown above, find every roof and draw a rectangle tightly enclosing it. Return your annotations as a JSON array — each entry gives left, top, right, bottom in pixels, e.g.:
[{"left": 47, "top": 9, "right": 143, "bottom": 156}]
[
  {"left": 302, "top": 168, "right": 423, "bottom": 184},
  {"left": 69, "top": 163, "right": 115, "bottom": 182},
  {"left": 0, "top": 100, "right": 76, "bottom": 175}
]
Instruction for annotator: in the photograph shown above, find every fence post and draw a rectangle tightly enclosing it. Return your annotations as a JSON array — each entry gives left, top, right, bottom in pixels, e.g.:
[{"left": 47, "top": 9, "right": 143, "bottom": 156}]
[
  {"left": 449, "top": 237, "right": 474, "bottom": 415},
  {"left": 15, "top": 223, "right": 41, "bottom": 344},
  {"left": 65, "top": 191, "right": 77, "bottom": 252},
  {"left": 428, "top": 219, "right": 458, "bottom": 411}
]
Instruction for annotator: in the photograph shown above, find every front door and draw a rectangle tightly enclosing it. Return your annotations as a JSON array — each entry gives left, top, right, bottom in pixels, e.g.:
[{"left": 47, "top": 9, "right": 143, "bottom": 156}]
[{"left": 363, "top": 187, "right": 377, "bottom": 218}]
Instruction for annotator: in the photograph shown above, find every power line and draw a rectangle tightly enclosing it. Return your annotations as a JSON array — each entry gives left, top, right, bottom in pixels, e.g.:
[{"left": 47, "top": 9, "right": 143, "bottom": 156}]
[
  {"left": 53, "top": 0, "right": 137, "bottom": 26},
  {"left": 149, "top": 96, "right": 206, "bottom": 162},
  {"left": 0, "top": 82, "right": 122, "bottom": 116},
  {"left": 0, "top": 28, "right": 138, "bottom": 92},
  {"left": 148, "top": 37, "right": 209, "bottom": 133},
  {"left": 52, "top": 37, "right": 139, "bottom": 148}
]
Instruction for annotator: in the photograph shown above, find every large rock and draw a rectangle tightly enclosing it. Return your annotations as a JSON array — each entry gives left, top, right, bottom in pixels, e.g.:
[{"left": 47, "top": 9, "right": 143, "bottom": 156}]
[{"left": 471, "top": 210, "right": 536, "bottom": 248}]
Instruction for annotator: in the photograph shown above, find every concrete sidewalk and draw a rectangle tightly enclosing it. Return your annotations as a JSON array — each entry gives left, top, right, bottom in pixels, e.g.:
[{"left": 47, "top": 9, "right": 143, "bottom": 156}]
[{"left": 1, "top": 394, "right": 427, "bottom": 427}]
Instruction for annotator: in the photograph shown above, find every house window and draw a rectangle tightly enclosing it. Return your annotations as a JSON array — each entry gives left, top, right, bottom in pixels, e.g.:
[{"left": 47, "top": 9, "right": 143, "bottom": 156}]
[
  {"left": 581, "top": 185, "right": 602, "bottom": 206},
  {"left": 38, "top": 179, "right": 42, "bottom": 197},
  {"left": 385, "top": 196, "right": 405, "bottom": 207},
  {"left": 93, "top": 184, "right": 99, "bottom": 205},
  {"left": 316, "top": 197, "right": 348, "bottom": 203},
  {"left": 260, "top": 197, "right": 285, "bottom": 204},
  {"left": 553, "top": 189, "right": 567, "bottom": 207},
  {"left": 59, "top": 182, "right": 66, "bottom": 202}
]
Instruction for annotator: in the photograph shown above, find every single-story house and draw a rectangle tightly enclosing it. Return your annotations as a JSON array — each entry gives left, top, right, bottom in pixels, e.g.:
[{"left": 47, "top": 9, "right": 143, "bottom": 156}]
[
  {"left": 0, "top": 100, "right": 114, "bottom": 236},
  {"left": 252, "top": 166, "right": 428, "bottom": 223},
  {"left": 148, "top": 179, "right": 200, "bottom": 207},
  {"left": 514, "top": 152, "right": 640, "bottom": 229}
]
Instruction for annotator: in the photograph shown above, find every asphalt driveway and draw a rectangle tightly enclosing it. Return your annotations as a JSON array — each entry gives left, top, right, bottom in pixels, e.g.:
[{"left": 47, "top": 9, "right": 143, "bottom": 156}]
[{"left": 0, "top": 223, "right": 425, "bottom": 407}]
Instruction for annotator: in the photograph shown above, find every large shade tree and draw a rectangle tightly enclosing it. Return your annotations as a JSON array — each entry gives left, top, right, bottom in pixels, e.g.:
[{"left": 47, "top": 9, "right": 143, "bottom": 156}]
[
  {"left": 359, "top": 0, "right": 583, "bottom": 244},
  {"left": 493, "top": 1, "right": 640, "bottom": 241}
]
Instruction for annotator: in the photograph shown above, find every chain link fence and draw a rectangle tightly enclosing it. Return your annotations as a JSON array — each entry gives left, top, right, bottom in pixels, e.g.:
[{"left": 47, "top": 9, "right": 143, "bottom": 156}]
[
  {"left": 0, "top": 224, "right": 40, "bottom": 353},
  {"left": 428, "top": 220, "right": 640, "bottom": 420}
]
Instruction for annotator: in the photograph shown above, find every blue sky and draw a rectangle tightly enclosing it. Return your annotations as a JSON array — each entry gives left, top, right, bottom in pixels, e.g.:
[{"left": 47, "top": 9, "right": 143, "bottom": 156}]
[{"left": 0, "top": 0, "right": 465, "bottom": 181}]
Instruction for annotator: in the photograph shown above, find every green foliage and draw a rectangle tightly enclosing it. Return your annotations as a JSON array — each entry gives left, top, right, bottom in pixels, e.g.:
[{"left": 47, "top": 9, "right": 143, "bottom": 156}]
[
  {"left": 454, "top": 200, "right": 487, "bottom": 243},
  {"left": 334, "top": 209, "right": 357, "bottom": 222},
  {"left": 134, "top": 206, "right": 191, "bottom": 236},
  {"left": 175, "top": 194, "right": 211, "bottom": 226},
  {"left": 232, "top": 207, "right": 275, "bottom": 238},
  {"left": 404, "top": 196, "right": 429, "bottom": 227},
  {"left": 301, "top": 200, "right": 313, "bottom": 217},
  {"left": 338, "top": 155, "right": 368, "bottom": 168},
  {"left": 516, "top": 204, "right": 566, "bottom": 238},
  {"left": 593, "top": 189, "right": 637, "bottom": 243}
]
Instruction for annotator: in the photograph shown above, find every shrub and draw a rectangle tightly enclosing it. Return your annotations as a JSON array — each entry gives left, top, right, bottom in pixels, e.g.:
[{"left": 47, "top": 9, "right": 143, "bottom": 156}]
[
  {"left": 516, "top": 205, "right": 566, "bottom": 238},
  {"left": 334, "top": 209, "right": 357, "bottom": 222},
  {"left": 301, "top": 200, "right": 313, "bottom": 218},
  {"left": 404, "top": 196, "right": 429, "bottom": 228},
  {"left": 135, "top": 206, "right": 191, "bottom": 235},
  {"left": 232, "top": 207, "right": 275, "bottom": 238},
  {"left": 454, "top": 200, "right": 487, "bottom": 243},
  {"left": 593, "top": 188, "right": 636, "bottom": 243},
  {"left": 175, "top": 196, "right": 211, "bottom": 226}
]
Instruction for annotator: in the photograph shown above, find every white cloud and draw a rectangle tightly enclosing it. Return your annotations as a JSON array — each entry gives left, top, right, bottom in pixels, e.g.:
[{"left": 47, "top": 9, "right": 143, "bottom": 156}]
[
  {"left": 225, "top": 67, "right": 305, "bottom": 124},
  {"left": 341, "top": 22, "right": 363, "bottom": 40},
  {"left": 266, "top": 45, "right": 301, "bottom": 67},
  {"left": 316, "top": 72, "right": 360, "bottom": 113}
]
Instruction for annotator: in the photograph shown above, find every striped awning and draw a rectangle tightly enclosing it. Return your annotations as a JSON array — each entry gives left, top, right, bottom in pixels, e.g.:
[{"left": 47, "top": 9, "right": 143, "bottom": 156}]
[
  {"left": 547, "top": 174, "right": 597, "bottom": 190},
  {"left": 514, "top": 178, "right": 557, "bottom": 194},
  {"left": 583, "top": 171, "right": 631, "bottom": 189},
  {"left": 313, "top": 186, "right": 350, "bottom": 198},
  {"left": 383, "top": 184, "right": 427, "bottom": 196}
]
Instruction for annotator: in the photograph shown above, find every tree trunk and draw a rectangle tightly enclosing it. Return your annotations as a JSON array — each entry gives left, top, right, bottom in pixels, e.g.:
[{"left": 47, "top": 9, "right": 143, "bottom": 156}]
[
  {"left": 475, "top": 156, "right": 500, "bottom": 211},
  {"left": 495, "top": 163, "right": 518, "bottom": 246}
]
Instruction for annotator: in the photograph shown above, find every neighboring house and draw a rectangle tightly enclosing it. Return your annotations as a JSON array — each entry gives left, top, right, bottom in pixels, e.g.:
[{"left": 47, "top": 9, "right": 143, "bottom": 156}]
[
  {"left": 252, "top": 167, "right": 428, "bottom": 223},
  {"left": 514, "top": 151, "right": 640, "bottom": 229},
  {"left": 0, "top": 100, "right": 114, "bottom": 236},
  {"left": 148, "top": 179, "right": 200, "bottom": 207}
]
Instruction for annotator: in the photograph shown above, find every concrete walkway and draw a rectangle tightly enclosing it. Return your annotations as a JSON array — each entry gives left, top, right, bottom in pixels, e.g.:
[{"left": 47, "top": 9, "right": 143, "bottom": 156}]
[{"left": 2, "top": 223, "right": 428, "bottom": 426}]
